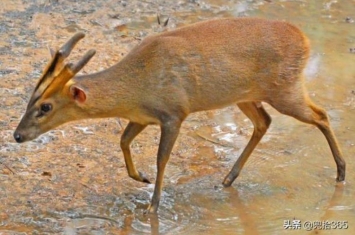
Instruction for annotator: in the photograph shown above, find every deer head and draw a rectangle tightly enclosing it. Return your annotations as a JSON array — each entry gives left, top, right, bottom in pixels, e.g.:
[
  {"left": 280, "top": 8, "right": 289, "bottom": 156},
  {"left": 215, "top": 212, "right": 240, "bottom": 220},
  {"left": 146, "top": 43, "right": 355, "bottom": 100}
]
[{"left": 14, "top": 32, "right": 96, "bottom": 143}]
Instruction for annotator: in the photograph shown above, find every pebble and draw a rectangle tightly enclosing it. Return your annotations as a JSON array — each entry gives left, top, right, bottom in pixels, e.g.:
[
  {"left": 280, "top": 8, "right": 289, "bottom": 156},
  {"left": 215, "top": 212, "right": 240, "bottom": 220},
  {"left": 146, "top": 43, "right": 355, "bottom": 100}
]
[{"left": 345, "top": 17, "right": 354, "bottom": 23}]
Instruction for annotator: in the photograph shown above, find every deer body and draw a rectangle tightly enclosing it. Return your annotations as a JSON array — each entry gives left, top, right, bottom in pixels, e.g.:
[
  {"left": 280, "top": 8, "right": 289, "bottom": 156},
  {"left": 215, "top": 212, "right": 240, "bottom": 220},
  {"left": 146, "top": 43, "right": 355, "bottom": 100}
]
[
  {"left": 98, "top": 19, "right": 307, "bottom": 113},
  {"left": 14, "top": 18, "right": 345, "bottom": 213}
]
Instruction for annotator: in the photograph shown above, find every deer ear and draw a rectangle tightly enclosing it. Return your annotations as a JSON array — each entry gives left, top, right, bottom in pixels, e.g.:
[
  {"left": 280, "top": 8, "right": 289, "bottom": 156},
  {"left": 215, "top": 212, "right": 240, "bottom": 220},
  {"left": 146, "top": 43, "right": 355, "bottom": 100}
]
[{"left": 70, "top": 85, "right": 86, "bottom": 103}]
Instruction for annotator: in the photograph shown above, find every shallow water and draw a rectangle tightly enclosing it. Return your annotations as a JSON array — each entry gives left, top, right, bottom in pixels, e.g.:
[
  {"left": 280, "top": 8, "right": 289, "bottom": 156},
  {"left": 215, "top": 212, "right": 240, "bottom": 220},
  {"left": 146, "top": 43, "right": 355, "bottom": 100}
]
[{"left": 1, "top": 0, "right": 355, "bottom": 234}]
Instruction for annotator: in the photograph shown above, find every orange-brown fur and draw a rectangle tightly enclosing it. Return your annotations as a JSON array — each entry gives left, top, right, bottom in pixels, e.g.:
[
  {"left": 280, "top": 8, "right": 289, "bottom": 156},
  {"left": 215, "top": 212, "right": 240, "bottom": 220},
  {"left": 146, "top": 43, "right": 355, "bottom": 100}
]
[{"left": 14, "top": 18, "right": 345, "bottom": 213}]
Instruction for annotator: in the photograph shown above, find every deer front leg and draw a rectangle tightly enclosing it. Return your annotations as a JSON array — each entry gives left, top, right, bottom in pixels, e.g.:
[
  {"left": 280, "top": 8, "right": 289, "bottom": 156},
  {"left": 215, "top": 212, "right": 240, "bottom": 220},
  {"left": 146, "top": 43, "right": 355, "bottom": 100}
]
[
  {"left": 146, "top": 119, "right": 181, "bottom": 213},
  {"left": 120, "top": 122, "right": 150, "bottom": 183}
]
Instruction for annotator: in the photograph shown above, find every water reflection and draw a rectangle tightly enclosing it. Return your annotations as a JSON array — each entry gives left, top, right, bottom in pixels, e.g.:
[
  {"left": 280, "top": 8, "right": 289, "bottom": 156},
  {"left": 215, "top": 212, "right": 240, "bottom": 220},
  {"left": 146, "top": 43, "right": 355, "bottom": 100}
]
[{"left": 320, "top": 182, "right": 346, "bottom": 220}]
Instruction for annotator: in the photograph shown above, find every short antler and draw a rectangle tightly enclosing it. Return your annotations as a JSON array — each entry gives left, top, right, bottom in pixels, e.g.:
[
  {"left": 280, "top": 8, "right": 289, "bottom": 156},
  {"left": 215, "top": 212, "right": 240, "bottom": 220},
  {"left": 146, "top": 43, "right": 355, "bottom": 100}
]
[
  {"left": 58, "top": 32, "right": 96, "bottom": 74},
  {"left": 69, "top": 49, "right": 96, "bottom": 74},
  {"left": 51, "top": 48, "right": 96, "bottom": 90},
  {"left": 34, "top": 33, "right": 96, "bottom": 95},
  {"left": 59, "top": 32, "right": 85, "bottom": 58}
]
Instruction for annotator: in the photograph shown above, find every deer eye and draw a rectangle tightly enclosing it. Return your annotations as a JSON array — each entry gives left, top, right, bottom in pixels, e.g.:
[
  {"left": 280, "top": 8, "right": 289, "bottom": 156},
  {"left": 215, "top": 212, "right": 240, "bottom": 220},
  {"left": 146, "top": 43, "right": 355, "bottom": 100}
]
[{"left": 40, "top": 103, "right": 52, "bottom": 113}]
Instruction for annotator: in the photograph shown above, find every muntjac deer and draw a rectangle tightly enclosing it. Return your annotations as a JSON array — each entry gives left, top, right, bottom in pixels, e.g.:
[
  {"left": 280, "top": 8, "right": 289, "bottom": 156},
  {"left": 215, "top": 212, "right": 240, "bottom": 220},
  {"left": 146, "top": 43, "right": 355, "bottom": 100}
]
[{"left": 14, "top": 18, "right": 346, "bottom": 213}]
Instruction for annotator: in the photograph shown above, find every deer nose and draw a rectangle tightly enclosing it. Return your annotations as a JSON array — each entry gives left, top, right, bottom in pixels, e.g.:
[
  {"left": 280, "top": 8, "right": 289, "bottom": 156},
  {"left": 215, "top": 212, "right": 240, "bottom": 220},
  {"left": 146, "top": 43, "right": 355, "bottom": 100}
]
[{"left": 14, "top": 132, "right": 23, "bottom": 143}]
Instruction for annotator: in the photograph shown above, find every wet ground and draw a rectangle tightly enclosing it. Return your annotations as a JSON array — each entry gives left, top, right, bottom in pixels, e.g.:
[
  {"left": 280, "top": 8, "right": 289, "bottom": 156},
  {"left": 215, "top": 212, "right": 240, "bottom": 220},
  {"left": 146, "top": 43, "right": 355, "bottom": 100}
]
[{"left": 1, "top": 0, "right": 355, "bottom": 234}]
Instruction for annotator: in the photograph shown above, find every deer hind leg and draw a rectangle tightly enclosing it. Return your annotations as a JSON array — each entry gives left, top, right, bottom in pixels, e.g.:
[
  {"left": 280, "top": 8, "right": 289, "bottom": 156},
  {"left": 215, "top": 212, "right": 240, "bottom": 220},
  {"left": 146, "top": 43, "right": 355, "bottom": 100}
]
[
  {"left": 223, "top": 102, "right": 272, "bottom": 187},
  {"left": 269, "top": 92, "right": 346, "bottom": 182}
]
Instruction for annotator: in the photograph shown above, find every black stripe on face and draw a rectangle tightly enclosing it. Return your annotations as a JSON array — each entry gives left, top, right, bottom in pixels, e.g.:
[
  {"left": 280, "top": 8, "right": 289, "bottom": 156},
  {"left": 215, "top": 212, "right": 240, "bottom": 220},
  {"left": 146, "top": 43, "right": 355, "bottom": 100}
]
[
  {"left": 27, "top": 52, "right": 61, "bottom": 109},
  {"left": 27, "top": 94, "right": 41, "bottom": 110},
  {"left": 33, "top": 52, "right": 60, "bottom": 94}
]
